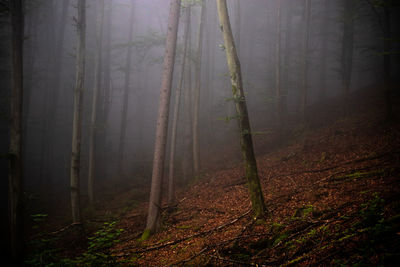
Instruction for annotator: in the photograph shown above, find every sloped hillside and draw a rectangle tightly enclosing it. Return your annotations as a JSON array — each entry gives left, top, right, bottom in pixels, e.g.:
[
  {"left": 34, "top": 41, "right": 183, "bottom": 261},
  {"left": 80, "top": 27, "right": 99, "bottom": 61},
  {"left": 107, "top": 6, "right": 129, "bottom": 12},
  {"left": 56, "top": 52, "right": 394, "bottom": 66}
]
[{"left": 111, "top": 88, "right": 400, "bottom": 266}]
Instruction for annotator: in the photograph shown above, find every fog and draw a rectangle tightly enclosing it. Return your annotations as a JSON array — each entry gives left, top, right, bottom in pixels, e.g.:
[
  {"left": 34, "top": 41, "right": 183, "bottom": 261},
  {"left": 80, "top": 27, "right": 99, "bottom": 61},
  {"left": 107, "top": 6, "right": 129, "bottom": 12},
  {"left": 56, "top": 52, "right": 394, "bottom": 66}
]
[{"left": 1, "top": 0, "right": 399, "bottom": 264}]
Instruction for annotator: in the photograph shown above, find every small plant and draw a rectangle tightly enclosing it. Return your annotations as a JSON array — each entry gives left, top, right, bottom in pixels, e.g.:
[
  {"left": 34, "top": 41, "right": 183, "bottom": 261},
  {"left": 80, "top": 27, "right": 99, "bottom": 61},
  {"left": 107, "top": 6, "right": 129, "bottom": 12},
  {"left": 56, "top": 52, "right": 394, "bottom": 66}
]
[{"left": 69, "top": 221, "right": 125, "bottom": 266}]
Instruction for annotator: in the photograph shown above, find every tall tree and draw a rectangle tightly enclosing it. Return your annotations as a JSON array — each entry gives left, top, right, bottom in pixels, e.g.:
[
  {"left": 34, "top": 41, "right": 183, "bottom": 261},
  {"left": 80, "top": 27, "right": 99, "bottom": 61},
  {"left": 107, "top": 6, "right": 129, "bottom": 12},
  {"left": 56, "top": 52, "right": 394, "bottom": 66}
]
[
  {"left": 143, "top": 0, "right": 181, "bottom": 237},
  {"left": 168, "top": 4, "right": 191, "bottom": 205},
  {"left": 192, "top": 0, "right": 206, "bottom": 176},
  {"left": 117, "top": 0, "right": 135, "bottom": 175},
  {"left": 70, "top": 0, "right": 86, "bottom": 223},
  {"left": 341, "top": 0, "right": 355, "bottom": 115},
  {"left": 365, "top": 0, "right": 396, "bottom": 119},
  {"left": 88, "top": 0, "right": 105, "bottom": 204},
  {"left": 318, "top": 0, "right": 330, "bottom": 101},
  {"left": 383, "top": 2, "right": 392, "bottom": 119},
  {"left": 300, "top": 0, "right": 311, "bottom": 123},
  {"left": 9, "top": 0, "right": 24, "bottom": 262},
  {"left": 182, "top": 4, "right": 193, "bottom": 182},
  {"left": 275, "top": 0, "right": 282, "bottom": 129},
  {"left": 216, "top": 0, "right": 266, "bottom": 218}
]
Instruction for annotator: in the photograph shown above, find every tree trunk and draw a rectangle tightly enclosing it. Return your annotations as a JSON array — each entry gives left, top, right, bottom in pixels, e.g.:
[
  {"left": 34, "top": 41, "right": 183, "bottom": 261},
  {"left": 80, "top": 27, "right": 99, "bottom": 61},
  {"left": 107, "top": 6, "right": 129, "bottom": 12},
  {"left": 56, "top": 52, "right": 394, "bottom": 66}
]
[
  {"left": 143, "top": 0, "right": 181, "bottom": 237},
  {"left": 182, "top": 6, "right": 193, "bottom": 183},
  {"left": 234, "top": 0, "right": 241, "bottom": 54},
  {"left": 318, "top": 0, "right": 329, "bottom": 101},
  {"left": 98, "top": 0, "right": 112, "bottom": 178},
  {"left": 216, "top": 0, "right": 266, "bottom": 218},
  {"left": 88, "top": 0, "right": 105, "bottom": 204},
  {"left": 9, "top": 0, "right": 24, "bottom": 262},
  {"left": 275, "top": 0, "right": 282, "bottom": 129},
  {"left": 168, "top": 5, "right": 191, "bottom": 206},
  {"left": 383, "top": 4, "right": 392, "bottom": 120},
  {"left": 300, "top": 0, "right": 311, "bottom": 123},
  {"left": 341, "top": 0, "right": 355, "bottom": 116},
  {"left": 192, "top": 0, "right": 206, "bottom": 176},
  {"left": 70, "top": 0, "right": 86, "bottom": 223},
  {"left": 117, "top": 0, "right": 135, "bottom": 175}
]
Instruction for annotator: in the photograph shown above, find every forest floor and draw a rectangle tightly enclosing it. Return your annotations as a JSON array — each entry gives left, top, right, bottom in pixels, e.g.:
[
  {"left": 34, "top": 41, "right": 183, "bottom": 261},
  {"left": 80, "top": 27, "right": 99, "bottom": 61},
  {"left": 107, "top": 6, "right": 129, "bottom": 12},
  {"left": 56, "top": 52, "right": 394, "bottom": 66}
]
[{"left": 26, "top": 86, "right": 400, "bottom": 266}]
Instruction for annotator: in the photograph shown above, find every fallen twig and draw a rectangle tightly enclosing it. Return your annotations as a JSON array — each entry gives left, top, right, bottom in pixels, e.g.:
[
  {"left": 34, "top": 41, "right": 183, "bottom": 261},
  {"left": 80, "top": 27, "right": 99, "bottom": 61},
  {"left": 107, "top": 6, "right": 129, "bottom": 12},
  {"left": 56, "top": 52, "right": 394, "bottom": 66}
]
[
  {"left": 169, "top": 246, "right": 209, "bottom": 266},
  {"left": 49, "top": 222, "right": 82, "bottom": 235},
  {"left": 119, "top": 209, "right": 251, "bottom": 254}
]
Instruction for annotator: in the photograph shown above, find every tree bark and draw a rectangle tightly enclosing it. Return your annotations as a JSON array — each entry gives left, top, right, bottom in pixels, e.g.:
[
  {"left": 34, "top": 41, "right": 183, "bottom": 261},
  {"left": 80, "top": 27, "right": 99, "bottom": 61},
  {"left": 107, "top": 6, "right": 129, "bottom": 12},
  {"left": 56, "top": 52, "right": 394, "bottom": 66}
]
[
  {"left": 275, "top": 0, "right": 282, "bottom": 129},
  {"left": 341, "top": 0, "right": 355, "bottom": 116},
  {"left": 117, "top": 0, "right": 135, "bottom": 175},
  {"left": 168, "top": 5, "right": 191, "bottom": 206},
  {"left": 88, "top": 0, "right": 105, "bottom": 204},
  {"left": 144, "top": 0, "right": 181, "bottom": 236},
  {"left": 216, "top": 0, "right": 266, "bottom": 218},
  {"left": 193, "top": 0, "right": 206, "bottom": 176},
  {"left": 70, "top": 0, "right": 86, "bottom": 223},
  {"left": 318, "top": 0, "right": 329, "bottom": 101},
  {"left": 383, "top": 3, "right": 392, "bottom": 119},
  {"left": 9, "top": 0, "right": 24, "bottom": 262},
  {"left": 300, "top": 0, "right": 311, "bottom": 123}
]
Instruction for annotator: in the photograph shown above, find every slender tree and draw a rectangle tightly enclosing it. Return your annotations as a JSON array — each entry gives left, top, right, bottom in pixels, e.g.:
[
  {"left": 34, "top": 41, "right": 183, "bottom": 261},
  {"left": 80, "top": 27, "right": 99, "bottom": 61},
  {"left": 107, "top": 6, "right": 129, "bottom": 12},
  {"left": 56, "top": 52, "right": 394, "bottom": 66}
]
[
  {"left": 275, "top": 0, "right": 282, "bottom": 129},
  {"left": 341, "top": 0, "right": 355, "bottom": 115},
  {"left": 70, "top": 0, "right": 86, "bottom": 223},
  {"left": 318, "top": 0, "right": 330, "bottom": 101},
  {"left": 300, "top": 0, "right": 311, "bottom": 123},
  {"left": 182, "top": 5, "right": 193, "bottom": 182},
  {"left": 9, "top": 0, "right": 24, "bottom": 262},
  {"left": 117, "top": 0, "right": 135, "bottom": 175},
  {"left": 168, "top": 4, "right": 191, "bottom": 205},
  {"left": 88, "top": 0, "right": 105, "bottom": 204},
  {"left": 216, "top": 0, "right": 266, "bottom": 218},
  {"left": 143, "top": 0, "right": 181, "bottom": 237},
  {"left": 192, "top": 0, "right": 205, "bottom": 176},
  {"left": 381, "top": 1, "right": 394, "bottom": 120}
]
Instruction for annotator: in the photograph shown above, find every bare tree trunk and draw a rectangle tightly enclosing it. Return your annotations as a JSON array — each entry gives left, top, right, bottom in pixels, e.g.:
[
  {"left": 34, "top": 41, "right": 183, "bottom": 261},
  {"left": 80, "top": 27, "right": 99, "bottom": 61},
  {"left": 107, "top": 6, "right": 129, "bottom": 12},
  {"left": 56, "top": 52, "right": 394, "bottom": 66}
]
[
  {"left": 9, "top": 0, "right": 24, "bottom": 262},
  {"left": 182, "top": 6, "right": 193, "bottom": 183},
  {"left": 318, "top": 0, "right": 329, "bottom": 101},
  {"left": 70, "top": 0, "right": 86, "bottom": 223},
  {"left": 117, "top": 0, "right": 135, "bottom": 176},
  {"left": 300, "top": 0, "right": 311, "bottom": 123},
  {"left": 192, "top": 0, "right": 205, "bottom": 176},
  {"left": 234, "top": 0, "right": 241, "bottom": 54},
  {"left": 143, "top": 0, "right": 181, "bottom": 237},
  {"left": 275, "top": 0, "right": 282, "bottom": 129},
  {"left": 88, "top": 0, "right": 104, "bottom": 204},
  {"left": 45, "top": 0, "right": 70, "bottom": 186},
  {"left": 217, "top": 0, "right": 266, "bottom": 218},
  {"left": 341, "top": 0, "right": 355, "bottom": 116},
  {"left": 168, "top": 5, "right": 191, "bottom": 206},
  {"left": 383, "top": 4, "right": 392, "bottom": 120},
  {"left": 98, "top": 0, "right": 112, "bottom": 178}
]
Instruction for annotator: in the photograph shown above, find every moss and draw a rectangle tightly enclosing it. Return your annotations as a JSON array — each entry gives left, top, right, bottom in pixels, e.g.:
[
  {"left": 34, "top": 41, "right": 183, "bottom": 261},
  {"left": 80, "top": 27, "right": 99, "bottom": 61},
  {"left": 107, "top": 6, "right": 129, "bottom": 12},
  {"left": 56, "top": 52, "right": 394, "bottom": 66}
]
[{"left": 141, "top": 229, "right": 151, "bottom": 241}]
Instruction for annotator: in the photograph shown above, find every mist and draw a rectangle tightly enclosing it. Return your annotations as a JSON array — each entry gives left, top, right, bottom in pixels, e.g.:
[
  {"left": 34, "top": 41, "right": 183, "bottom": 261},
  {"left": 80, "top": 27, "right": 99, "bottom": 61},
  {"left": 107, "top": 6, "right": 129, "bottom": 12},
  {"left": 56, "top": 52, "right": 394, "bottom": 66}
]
[{"left": 1, "top": 0, "right": 399, "bottom": 265}]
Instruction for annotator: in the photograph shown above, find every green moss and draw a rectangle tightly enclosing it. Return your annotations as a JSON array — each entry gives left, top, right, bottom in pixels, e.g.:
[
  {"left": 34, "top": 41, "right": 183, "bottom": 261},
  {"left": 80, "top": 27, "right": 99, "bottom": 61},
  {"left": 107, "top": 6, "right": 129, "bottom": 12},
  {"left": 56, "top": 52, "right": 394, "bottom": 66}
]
[{"left": 141, "top": 229, "right": 151, "bottom": 241}]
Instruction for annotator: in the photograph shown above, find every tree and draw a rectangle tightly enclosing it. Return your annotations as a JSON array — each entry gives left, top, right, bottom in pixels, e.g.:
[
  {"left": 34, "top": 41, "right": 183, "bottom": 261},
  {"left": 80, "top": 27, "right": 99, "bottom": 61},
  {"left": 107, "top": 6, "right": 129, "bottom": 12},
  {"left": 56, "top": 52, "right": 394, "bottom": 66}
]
[
  {"left": 168, "top": 3, "right": 191, "bottom": 205},
  {"left": 70, "top": 0, "right": 86, "bottom": 223},
  {"left": 216, "top": 0, "right": 266, "bottom": 218},
  {"left": 9, "top": 0, "right": 24, "bottom": 262},
  {"left": 275, "top": 0, "right": 282, "bottom": 130},
  {"left": 117, "top": 0, "right": 135, "bottom": 175},
  {"left": 143, "top": 0, "right": 181, "bottom": 237},
  {"left": 318, "top": 0, "right": 330, "bottom": 101},
  {"left": 88, "top": 0, "right": 105, "bottom": 204},
  {"left": 341, "top": 0, "right": 356, "bottom": 115},
  {"left": 193, "top": 0, "right": 206, "bottom": 176},
  {"left": 365, "top": 0, "right": 397, "bottom": 119},
  {"left": 300, "top": 0, "right": 311, "bottom": 123}
]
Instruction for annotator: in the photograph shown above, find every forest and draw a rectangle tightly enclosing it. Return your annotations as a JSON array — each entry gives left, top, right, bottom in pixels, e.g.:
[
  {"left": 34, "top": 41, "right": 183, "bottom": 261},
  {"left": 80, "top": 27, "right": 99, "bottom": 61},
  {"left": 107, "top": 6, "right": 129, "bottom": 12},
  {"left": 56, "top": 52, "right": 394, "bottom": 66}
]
[{"left": 1, "top": 0, "right": 400, "bottom": 266}]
